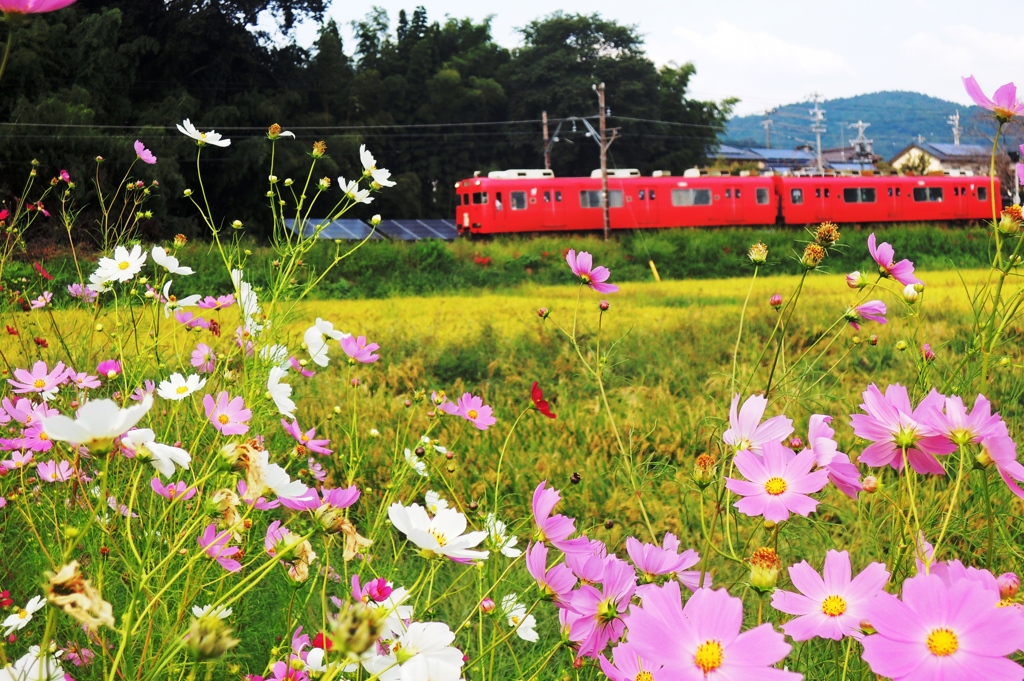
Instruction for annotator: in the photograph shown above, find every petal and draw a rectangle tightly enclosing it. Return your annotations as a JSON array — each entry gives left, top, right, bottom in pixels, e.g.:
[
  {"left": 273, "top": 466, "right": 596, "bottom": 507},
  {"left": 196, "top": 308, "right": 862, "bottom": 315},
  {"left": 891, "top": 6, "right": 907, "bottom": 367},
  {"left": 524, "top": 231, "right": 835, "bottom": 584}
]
[
  {"left": 992, "top": 82, "right": 1019, "bottom": 111},
  {"left": 962, "top": 75, "right": 996, "bottom": 110},
  {"left": 787, "top": 560, "right": 829, "bottom": 602}
]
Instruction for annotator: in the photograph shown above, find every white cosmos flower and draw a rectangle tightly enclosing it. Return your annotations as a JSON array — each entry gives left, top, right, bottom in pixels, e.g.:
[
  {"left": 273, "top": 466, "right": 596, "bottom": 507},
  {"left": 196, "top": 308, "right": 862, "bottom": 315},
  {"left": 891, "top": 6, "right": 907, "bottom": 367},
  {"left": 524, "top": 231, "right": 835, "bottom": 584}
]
[
  {"left": 177, "top": 118, "right": 231, "bottom": 147},
  {"left": 259, "top": 344, "right": 290, "bottom": 369},
  {"left": 358, "top": 144, "right": 396, "bottom": 188},
  {"left": 404, "top": 448, "right": 428, "bottom": 478},
  {"left": 41, "top": 395, "right": 153, "bottom": 452},
  {"left": 191, "top": 604, "right": 232, "bottom": 619},
  {"left": 2, "top": 595, "right": 46, "bottom": 635},
  {"left": 369, "top": 585, "right": 414, "bottom": 638},
  {"left": 485, "top": 513, "right": 522, "bottom": 558},
  {"left": 161, "top": 280, "right": 201, "bottom": 318},
  {"left": 157, "top": 373, "right": 206, "bottom": 401},
  {"left": 122, "top": 428, "right": 190, "bottom": 478},
  {"left": 500, "top": 594, "right": 538, "bottom": 642},
  {"left": 425, "top": 490, "right": 448, "bottom": 514},
  {"left": 95, "top": 244, "right": 147, "bottom": 284},
  {"left": 231, "top": 269, "right": 263, "bottom": 335},
  {"left": 151, "top": 246, "right": 194, "bottom": 275},
  {"left": 267, "top": 366, "right": 295, "bottom": 418},
  {"left": 387, "top": 502, "right": 488, "bottom": 562},
  {"left": 6, "top": 645, "right": 65, "bottom": 681},
  {"left": 338, "top": 176, "right": 373, "bottom": 204},
  {"left": 362, "top": 622, "right": 463, "bottom": 681},
  {"left": 264, "top": 460, "right": 307, "bottom": 500},
  {"left": 303, "top": 318, "right": 348, "bottom": 367},
  {"left": 87, "top": 268, "right": 114, "bottom": 293}
]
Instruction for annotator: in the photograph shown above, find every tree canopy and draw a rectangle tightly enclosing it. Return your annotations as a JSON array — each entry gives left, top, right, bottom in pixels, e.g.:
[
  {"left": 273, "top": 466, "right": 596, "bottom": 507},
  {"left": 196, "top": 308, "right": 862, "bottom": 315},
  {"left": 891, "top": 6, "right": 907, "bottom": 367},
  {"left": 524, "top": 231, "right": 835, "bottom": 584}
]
[{"left": 0, "top": 4, "right": 734, "bottom": 239}]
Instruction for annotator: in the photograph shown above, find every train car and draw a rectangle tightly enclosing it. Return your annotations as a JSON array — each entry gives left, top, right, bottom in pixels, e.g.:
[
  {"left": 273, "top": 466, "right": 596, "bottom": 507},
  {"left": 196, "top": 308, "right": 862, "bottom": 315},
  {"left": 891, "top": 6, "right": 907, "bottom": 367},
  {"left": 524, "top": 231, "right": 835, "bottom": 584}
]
[
  {"left": 455, "top": 170, "right": 778, "bottom": 236},
  {"left": 455, "top": 170, "right": 1001, "bottom": 236},
  {"left": 773, "top": 174, "right": 998, "bottom": 225}
]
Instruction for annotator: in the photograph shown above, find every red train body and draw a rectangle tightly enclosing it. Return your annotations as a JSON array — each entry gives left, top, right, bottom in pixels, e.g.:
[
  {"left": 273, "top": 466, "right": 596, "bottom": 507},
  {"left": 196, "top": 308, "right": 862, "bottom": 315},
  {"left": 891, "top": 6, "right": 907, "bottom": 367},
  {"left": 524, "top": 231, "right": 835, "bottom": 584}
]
[{"left": 454, "top": 172, "right": 1000, "bottom": 235}]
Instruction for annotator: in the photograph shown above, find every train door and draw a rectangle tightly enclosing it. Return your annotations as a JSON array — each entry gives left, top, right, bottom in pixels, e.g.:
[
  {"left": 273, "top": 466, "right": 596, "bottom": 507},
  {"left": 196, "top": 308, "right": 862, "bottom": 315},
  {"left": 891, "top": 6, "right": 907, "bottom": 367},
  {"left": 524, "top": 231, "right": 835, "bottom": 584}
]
[
  {"left": 636, "top": 187, "right": 661, "bottom": 227},
  {"left": 540, "top": 186, "right": 566, "bottom": 231},
  {"left": 733, "top": 186, "right": 745, "bottom": 222},
  {"left": 813, "top": 184, "right": 833, "bottom": 221},
  {"left": 886, "top": 186, "right": 903, "bottom": 220}
]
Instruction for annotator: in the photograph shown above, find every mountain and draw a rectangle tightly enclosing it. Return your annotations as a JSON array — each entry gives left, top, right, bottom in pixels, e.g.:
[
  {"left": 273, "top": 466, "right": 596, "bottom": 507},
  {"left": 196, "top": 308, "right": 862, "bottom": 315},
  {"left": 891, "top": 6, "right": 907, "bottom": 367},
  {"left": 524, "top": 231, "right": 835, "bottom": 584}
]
[{"left": 723, "top": 91, "right": 997, "bottom": 160}]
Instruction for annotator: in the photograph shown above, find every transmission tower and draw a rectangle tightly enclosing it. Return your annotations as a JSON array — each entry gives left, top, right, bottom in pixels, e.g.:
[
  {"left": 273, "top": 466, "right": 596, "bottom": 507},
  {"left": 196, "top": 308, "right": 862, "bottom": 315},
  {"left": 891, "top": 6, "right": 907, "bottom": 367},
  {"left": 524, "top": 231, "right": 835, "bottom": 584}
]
[
  {"left": 809, "top": 93, "right": 826, "bottom": 175},
  {"left": 947, "top": 110, "right": 962, "bottom": 146}
]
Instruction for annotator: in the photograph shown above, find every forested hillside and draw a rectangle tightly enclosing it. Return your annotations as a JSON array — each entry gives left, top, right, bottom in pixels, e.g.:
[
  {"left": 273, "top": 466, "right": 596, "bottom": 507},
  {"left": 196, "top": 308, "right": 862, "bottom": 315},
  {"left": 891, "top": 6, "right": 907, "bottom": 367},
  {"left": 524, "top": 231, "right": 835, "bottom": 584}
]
[{"left": 0, "top": 3, "right": 732, "bottom": 238}]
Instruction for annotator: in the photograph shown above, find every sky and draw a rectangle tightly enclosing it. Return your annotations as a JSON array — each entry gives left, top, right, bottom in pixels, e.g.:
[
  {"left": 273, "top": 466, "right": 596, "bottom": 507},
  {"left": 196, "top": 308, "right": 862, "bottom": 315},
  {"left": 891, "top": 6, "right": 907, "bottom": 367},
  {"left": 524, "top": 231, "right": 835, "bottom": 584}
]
[{"left": 280, "top": 0, "right": 1024, "bottom": 118}]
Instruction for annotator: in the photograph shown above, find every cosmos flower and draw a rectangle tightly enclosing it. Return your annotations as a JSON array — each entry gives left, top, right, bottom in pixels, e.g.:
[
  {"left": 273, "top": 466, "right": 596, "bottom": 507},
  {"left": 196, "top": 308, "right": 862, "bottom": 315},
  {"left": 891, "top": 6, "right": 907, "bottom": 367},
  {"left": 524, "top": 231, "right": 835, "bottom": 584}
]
[
  {"left": 38, "top": 459, "right": 74, "bottom": 483},
  {"left": 867, "top": 233, "right": 921, "bottom": 286},
  {"left": 802, "top": 414, "right": 862, "bottom": 498},
  {"left": 197, "top": 524, "right": 242, "bottom": 572},
  {"left": 150, "top": 478, "right": 197, "bottom": 501},
  {"left": 41, "top": 395, "right": 153, "bottom": 453},
  {"left": 526, "top": 542, "right": 576, "bottom": 604},
  {"left": 566, "top": 249, "right": 619, "bottom": 294},
  {"left": 134, "top": 139, "right": 156, "bottom": 164},
  {"left": 157, "top": 372, "right": 206, "bottom": 401},
  {"left": 191, "top": 343, "right": 216, "bottom": 374},
  {"left": 500, "top": 594, "right": 538, "bottom": 642},
  {"left": 361, "top": 622, "right": 463, "bottom": 681},
  {"left": 340, "top": 335, "right": 380, "bottom": 364},
  {"left": 0, "top": 0, "right": 76, "bottom": 14},
  {"left": 531, "top": 481, "right": 590, "bottom": 554},
  {"left": 197, "top": 294, "right": 234, "bottom": 310},
  {"left": 485, "top": 513, "right": 522, "bottom": 558},
  {"left": 267, "top": 367, "right": 296, "bottom": 419},
  {"left": 93, "top": 244, "right": 147, "bottom": 285},
  {"left": 8, "top": 360, "right": 69, "bottom": 401},
  {"left": 567, "top": 557, "right": 637, "bottom": 657},
  {"left": 625, "top": 532, "right": 703, "bottom": 591},
  {"left": 845, "top": 300, "right": 887, "bottom": 331},
  {"left": 151, "top": 246, "right": 193, "bottom": 275},
  {"left": 29, "top": 291, "right": 52, "bottom": 309},
  {"left": 725, "top": 441, "right": 829, "bottom": 523},
  {"left": 121, "top": 428, "right": 191, "bottom": 478},
  {"left": 962, "top": 76, "right": 1024, "bottom": 122},
  {"left": 281, "top": 418, "right": 332, "bottom": 455},
  {"left": 531, "top": 381, "right": 556, "bottom": 418},
  {"left": 599, "top": 642, "right": 664, "bottom": 681},
  {"left": 177, "top": 118, "right": 231, "bottom": 147},
  {"left": 203, "top": 392, "right": 251, "bottom": 435},
  {"left": 2, "top": 595, "right": 47, "bottom": 636},
  {"left": 722, "top": 393, "right": 794, "bottom": 456},
  {"left": 358, "top": 144, "right": 396, "bottom": 188},
  {"left": 440, "top": 392, "right": 496, "bottom": 430},
  {"left": 770, "top": 549, "right": 890, "bottom": 641},
  {"left": 387, "top": 502, "right": 488, "bottom": 562}
]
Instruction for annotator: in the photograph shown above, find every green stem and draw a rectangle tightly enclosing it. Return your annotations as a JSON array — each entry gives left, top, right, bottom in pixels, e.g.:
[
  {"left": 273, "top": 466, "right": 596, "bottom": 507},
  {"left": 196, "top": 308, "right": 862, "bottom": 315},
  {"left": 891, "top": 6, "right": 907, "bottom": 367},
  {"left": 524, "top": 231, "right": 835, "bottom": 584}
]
[
  {"left": 730, "top": 266, "right": 758, "bottom": 391},
  {"left": 765, "top": 270, "right": 808, "bottom": 395},
  {"left": 0, "top": 21, "right": 13, "bottom": 85},
  {"left": 980, "top": 469, "right": 995, "bottom": 570}
]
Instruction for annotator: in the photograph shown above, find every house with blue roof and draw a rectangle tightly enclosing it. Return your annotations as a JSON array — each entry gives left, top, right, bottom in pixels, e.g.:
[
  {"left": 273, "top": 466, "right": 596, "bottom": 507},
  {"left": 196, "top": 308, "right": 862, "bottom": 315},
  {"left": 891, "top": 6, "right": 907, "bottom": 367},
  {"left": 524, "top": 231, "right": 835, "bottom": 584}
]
[{"left": 889, "top": 142, "right": 989, "bottom": 175}]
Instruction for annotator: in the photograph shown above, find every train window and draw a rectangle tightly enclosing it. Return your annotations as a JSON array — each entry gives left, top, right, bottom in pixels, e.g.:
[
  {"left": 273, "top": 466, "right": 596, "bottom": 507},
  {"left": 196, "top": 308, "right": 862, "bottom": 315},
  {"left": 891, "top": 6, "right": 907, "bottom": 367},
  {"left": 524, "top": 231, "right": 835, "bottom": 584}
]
[
  {"left": 791, "top": 189, "right": 804, "bottom": 204},
  {"left": 978, "top": 187, "right": 987, "bottom": 200},
  {"left": 555, "top": 191, "right": 562, "bottom": 202},
  {"left": 510, "top": 191, "right": 527, "bottom": 210},
  {"left": 954, "top": 187, "right": 959, "bottom": 196},
  {"left": 671, "top": 188, "right": 712, "bottom": 206},
  {"left": 725, "top": 189, "right": 732, "bottom": 199},
  {"left": 580, "top": 190, "right": 601, "bottom": 208},
  {"left": 735, "top": 188, "right": 741, "bottom": 199},
  {"left": 495, "top": 192, "right": 503, "bottom": 210},
  {"left": 843, "top": 188, "right": 876, "bottom": 203},
  {"left": 609, "top": 190, "right": 624, "bottom": 207},
  {"left": 896, "top": 188, "right": 901, "bottom": 196},
  {"left": 639, "top": 190, "right": 646, "bottom": 200},
  {"left": 825, "top": 188, "right": 830, "bottom": 198},
  {"left": 543, "top": 191, "right": 551, "bottom": 203},
  {"left": 756, "top": 188, "right": 769, "bottom": 205},
  {"left": 815, "top": 188, "right": 821, "bottom": 198},
  {"left": 649, "top": 189, "right": 656, "bottom": 200},
  {"left": 888, "top": 188, "right": 893, "bottom": 197},
  {"left": 930, "top": 188, "right": 943, "bottom": 201},
  {"left": 913, "top": 187, "right": 944, "bottom": 202},
  {"left": 472, "top": 192, "right": 488, "bottom": 205}
]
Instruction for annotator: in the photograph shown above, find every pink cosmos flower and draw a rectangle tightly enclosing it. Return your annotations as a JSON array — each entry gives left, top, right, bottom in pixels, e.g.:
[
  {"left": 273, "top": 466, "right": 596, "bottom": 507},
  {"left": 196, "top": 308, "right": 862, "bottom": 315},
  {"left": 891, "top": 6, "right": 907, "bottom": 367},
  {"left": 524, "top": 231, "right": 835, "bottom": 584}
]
[
  {"left": 963, "top": 75, "right": 1024, "bottom": 122},
  {"left": 726, "top": 441, "right": 829, "bottom": 522},
  {"left": 68, "top": 371, "right": 101, "bottom": 390},
  {"left": 96, "top": 359, "right": 122, "bottom": 380},
  {"left": 771, "top": 549, "right": 889, "bottom": 641},
  {"left": 2, "top": 451, "right": 33, "bottom": 470},
  {"left": 531, "top": 481, "right": 590, "bottom": 554},
  {"left": 62, "top": 642, "right": 94, "bottom": 667},
  {"left": 937, "top": 394, "right": 1004, "bottom": 447},
  {"left": 282, "top": 419, "right": 332, "bottom": 455},
  {"left": 191, "top": 343, "right": 216, "bottom": 374},
  {"left": 978, "top": 421, "right": 1024, "bottom": 500},
  {"left": 174, "top": 309, "right": 210, "bottom": 329},
  {"left": 29, "top": 291, "right": 52, "bottom": 309},
  {"left": 38, "top": 459, "right": 73, "bottom": 483},
  {"left": 0, "top": 0, "right": 76, "bottom": 15},
  {"left": 8, "top": 360, "right": 69, "bottom": 401},
  {"left": 150, "top": 477, "right": 197, "bottom": 501},
  {"left": 308, "top": 457, "right": 325, "bottom": 482},
  {"left": 352, "top": 575, "right": 393, "bottom": 603},
  {"left": 19, "top": 424, "right": 54, "bottom": 452},
  {"left": 599, "top": 641, "right": 665, "bottom": 681},
  {"left": 197, "top": 294, "right": 235, "bottom": 310},
  {"left": 107, "top": 495, "right": 138, "bottom": 518},
  {"left": 625, "top": 533, "right": 704, "bottom": 591},
  {"left": 203, "top": 392, "right": 252, "bottom": 435},
  {"left": 868, "top": 233, "right": 921, "bottom": 286},
  {"left": 289, "top": 356, "right": 315, "bottom": 377},
  {"left": 862, "top": 572, "right": 1024, "bottom": 680},
  {"left": 130, "top": 379, "right": 155, "bottom": 402},
  {"left": 67, "top": 282, "right": 98, "bottom": 303},
  {"left": 442, "top": 392, "right": 496, "bottom": 430},
  {"left": 845, "top": 300, "right": 887, "bottom": 331},
  {"left": 198, "top": 523, "right": 242, "bottom": 572},
  {"left": 526, "top": 542, "right": 577, "bottom": 604},
  {"left": 134, "top": 140, "right": 157, "bottom": 165},
  {"left": 803, "top": 414, "right": 862, "bottom": 498},
  {"left": 566, "top": 249, "right": 619, "bottom": 294},
  {"left": 722, "top": 393, "right": 794, "bottom": 456},
  {"left": 626, "top": 581, "right": 799, "bottom": 680},
  {"left": 850, "top": 383, "right": 956, "bottom": 475},
  {"left": 565, "top": 538, "right": 611, "bottom": 582},
  {"left": 567, "top": 557, "right": 637, "bottom": 658},
  {"left": 340, "top": 335, "right": 380, "bottom": 364}
]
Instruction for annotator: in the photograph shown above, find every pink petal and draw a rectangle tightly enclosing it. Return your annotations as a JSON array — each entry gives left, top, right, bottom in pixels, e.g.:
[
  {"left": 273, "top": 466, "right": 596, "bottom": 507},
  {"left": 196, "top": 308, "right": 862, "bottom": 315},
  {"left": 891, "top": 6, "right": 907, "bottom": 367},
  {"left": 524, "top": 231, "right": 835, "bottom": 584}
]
[
  {"left": 723, "top": 623, "right": 792, "bottom": 667},
  {"left": 991, "top": 82, "right": 1020, "bottom": 112},
  {"left": 962, "top": 75, "right": 996, "bottom": 110},
  {"left": 565, "top": 249, "right": 577, "bottom": 274},
  {"left": 575, "top": 251, "right": 593, "bottom": 274},
  {"left": 786, "top": 560, "right": 829, "bottom": 602}
]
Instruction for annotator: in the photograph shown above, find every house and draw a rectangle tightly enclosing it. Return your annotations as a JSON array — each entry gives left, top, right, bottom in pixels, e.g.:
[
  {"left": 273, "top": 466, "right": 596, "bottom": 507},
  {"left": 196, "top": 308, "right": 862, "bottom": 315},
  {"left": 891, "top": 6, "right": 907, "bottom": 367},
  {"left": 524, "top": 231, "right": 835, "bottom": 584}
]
[{"left": 889, "top": 142, "right": 989, "bottom": 175}]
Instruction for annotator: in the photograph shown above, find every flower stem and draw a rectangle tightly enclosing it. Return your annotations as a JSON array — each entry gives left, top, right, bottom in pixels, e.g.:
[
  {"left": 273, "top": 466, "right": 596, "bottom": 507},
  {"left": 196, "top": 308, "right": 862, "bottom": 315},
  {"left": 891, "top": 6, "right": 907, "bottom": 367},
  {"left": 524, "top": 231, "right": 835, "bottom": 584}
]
[
  {"left": 980, "top": 469, "right": 996, "bottom": 570},
  {"left": 0, "top": 22, "right": 12, "bottom": 86},
  {"left": 731, "top": 266, "right": 758, "bottom": 392}
]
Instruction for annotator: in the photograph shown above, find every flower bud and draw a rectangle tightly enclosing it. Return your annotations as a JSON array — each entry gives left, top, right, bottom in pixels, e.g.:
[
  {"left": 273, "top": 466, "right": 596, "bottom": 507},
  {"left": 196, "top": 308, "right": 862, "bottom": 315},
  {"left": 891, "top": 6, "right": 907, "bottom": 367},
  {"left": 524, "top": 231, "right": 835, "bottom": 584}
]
[
  {"left": 370, "top": 214, "right": 382, "bottom": 226},
  {"left": 748, "top": 242, "right": 768, "bottom": 264},
  {"left": 185, "top": 614, "right": 240, "bottom": 660},
  {"left": 815, "top": 221, "right": 840, "bottom": 247},
  {"left": 869, "top": 334, "right": 878, "bottom": 346},
  {"left": 749, "top": 547, "right": 782, "bottom": 593},
  {"left": 692, "top": 453, "right": 717, "bottom": 488},
  {"left": 328, "top": 600, "right": 385, "bottom": 658},
  {"left": 284, "top": 178, "right": 294, "bottom": 186},
  {"left": 769, "top": 294, "right": 782, "bottom": 309},
  {"left": 921, "top": 343, "right": 935, "bottom": 362},
  {"left": 312, "top": 141, "right": 327, "bottom": 158},
  {"left": 895, "top": 340, "right": 908, "bottom": 352},
  {"left": 999, "top": 573, "right": 1020, "bottom": 599},
  {"left": 862, "top": 475, "right": 878, "bottom": 493},
  {"left": 800, "top": 243, "right": 826, "bottom": 269},
  {"left": 998, "top": 206, "right": 1022, "bottom": 235},
  {"left": 183, "top": 188, "right": 193, "bottom": 197},
  {"left": 231, "top": 220, "right": 243, "bottom": 230},
  {"left": 537, "top": 307, "right": 550, "bottom": 319},
  {"left": 788, "top": 437, "right": 803, "bottom": 449},
  {"left": 846, "top": 271, "right": 866, "bottom": 289},
  {"left": 1000, "top": 357, "right": 1012, "bottom": 368},
  {"left": 267, "top": 123, "right": 283, "bottom": 139},
  {"left": 599, "top": 300, "right": 610, "bottom": 311},
  {"left": 480, "top": 598, "right": 496, "bottom": 613},
  {"left": 173, "top": 233, "right": 188, "bottom": 248},
  {"left": 903, "top": 284, "right": 919, "bottom": 303},
  {"left": 852, "top": 335, "right": 862, "bottom": 345}
]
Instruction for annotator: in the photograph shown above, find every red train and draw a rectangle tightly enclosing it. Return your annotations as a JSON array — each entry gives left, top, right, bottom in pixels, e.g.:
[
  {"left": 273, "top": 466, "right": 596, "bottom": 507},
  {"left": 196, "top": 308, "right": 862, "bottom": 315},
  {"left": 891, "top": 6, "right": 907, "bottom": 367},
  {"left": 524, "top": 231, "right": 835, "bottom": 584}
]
[{"left": 454, "top": 170, "right": 1000, "bottom": 235}]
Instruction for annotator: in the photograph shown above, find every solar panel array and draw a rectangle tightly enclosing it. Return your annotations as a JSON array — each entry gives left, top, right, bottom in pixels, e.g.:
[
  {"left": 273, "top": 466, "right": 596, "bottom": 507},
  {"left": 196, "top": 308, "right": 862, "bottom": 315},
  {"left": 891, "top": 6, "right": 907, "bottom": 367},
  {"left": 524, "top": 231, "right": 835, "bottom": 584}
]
[{"left": 284, "top": 218, "right": 457, "bottom": 241}]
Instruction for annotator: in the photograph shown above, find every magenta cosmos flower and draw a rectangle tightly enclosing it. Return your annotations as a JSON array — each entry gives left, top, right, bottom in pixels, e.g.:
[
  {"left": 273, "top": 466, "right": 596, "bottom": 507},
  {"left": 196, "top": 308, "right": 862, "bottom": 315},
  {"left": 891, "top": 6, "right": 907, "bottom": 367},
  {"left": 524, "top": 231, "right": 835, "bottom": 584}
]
[
  {"left": 8, "top": 360, "right": 68, "bottom": 401},
  {"left": 0, "top": 0, "right": 76, "bottom": 14},
  {"left": 198, "top": 523, "right": 242, "bottom": 572},
  {"left": 190, "top": 343, "right": 216, "bottom": 374},
  {"left": 203, "top": 391, "right": 251, "bottom": 435},
  {"left": 625, "top": 532, "right": 703, "bottom": 590},
  {"left": 567, "top": 557, "right": 637, "bottom": 658},
  {"left": 803, "top": 414, "right": 862, "bottom": 498},
  {"left": 978, "top": 420, "right": 1024, "bottom": 500},
  {"left": 150, "top": 478, "right": 196, "bottom": 501},
  {"left": 96, "top": 359, "right": 122, "bottom": 380},
  {"left": 722, "top": 393, "right": 794, "bottom": 456},
  {"left": 627, "top": 581, "right": 799, "bottom": 680},
  {"left": 850, "top": 383, "right": 956, "bottom": 476},
  {"left": 862, "top": 572, "right": 1024, "bottom": 681},
  {"left": 599, "top": 641, "right": 665, "bottom": 681},
  {"left": 531, "top": 481, "right": 589, "bottom": 554},
  {"left": 771, "top": 549, "right": 889, "bottom": 641},
  {"left": 845, "top": 300, "right": 886, "bottom": 331},
  {"left": 38, "top": 459, "right": 73, "bottom": 483},
  {"left": 566, "top": 249, "right": 619, "bottom": 294},
  {"left": 726, "top": 440, "right": 829, "bottom": 522},
  {"left": 526, "top": 542, "right": 576, "bottom": 604},
  {"left": 938, "top": 394, "right": 1004, "bottom": 447},
  {"left": 868, "top": 233, "right": 921, "bottom": 286},
  {"left": 340, "top": 335, "right": 380, "bottom": 364},
  {"left": 963, "top": 75, "right": 1024, "bottom": 122},
  {"left": 440, "top": 392, "right": 496, "bottom": 430},
  {"left": 134, "top": 140, "right": 156, "bottom": 165},
  {"left": 282, "top": 418, "right": 332, "bottom": 455}
]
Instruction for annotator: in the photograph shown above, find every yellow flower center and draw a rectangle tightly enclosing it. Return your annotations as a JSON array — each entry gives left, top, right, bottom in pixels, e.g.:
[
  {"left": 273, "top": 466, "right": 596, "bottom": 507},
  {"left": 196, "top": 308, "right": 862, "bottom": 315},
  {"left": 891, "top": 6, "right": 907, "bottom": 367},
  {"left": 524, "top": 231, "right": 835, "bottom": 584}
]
[
  {"left": 118, "top": 260, "right": 130, "bottom": 270},
  {"left": 926, "top": 628, "right": 958, "bottom": 657},
  {"left": 822, "top": 595, "right": 847, "bottom": 617},
  {"left": 301, "top": 434, "right": 309, "bottom": 442},
  {"left": 430, "top": 529, "right": 448, "bottom": 547},
  {"left": 764, "top": 477, "right": 787, "bottom": 495},
  {"left": 39, "top": 432, "right": 48, "bottom": 441},
  {"left": 580, "top": 274, "right": 591, "bottom": 284},
  {"left": 176, "top": 385, "right": 189, "bottom": 394},
  {"left": 510, "top": 615, "right": 521, "bottom": 626},
  {"left": 635, "top": 673, "right": 653, "bottom": 681},
  {"left": 468, "top": 409, "right": 479, "bottom": 420},
  {"left": 18, "top": 609, "right": 27, "bottom": 619},
  {"left": 33, "top": 379, "right": 46, "bottom": 388},
  {"left": 218, "top": 414, "right": 230, "bottom": 425},
  {"left": 694, "top": 640, "right": 724, "bottom": 673}
]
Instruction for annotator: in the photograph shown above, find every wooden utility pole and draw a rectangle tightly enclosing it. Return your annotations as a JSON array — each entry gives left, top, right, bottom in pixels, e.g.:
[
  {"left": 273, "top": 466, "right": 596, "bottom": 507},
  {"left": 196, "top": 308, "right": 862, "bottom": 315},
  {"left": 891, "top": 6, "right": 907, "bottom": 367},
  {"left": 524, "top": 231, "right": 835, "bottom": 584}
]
[
  {"left": 597, "top": 82, "right": 610, "bottom": 241},
  {"left": 542, "top": 110, "right": 551, "bottom": 170}
]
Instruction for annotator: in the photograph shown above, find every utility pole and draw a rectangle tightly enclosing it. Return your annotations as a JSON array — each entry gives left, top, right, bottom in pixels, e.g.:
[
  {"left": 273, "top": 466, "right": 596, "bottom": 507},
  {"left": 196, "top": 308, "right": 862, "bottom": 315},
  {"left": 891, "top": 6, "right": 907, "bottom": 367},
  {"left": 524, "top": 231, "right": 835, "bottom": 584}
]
[
  {"left": 809, "top": 93, "right": 826, "bottom": 175},
  {"left": 849, "top": 120, "right": 873, "bottom": 158},
  {"left": 542, "top": 110, "right": 551, "bottom": 170},
  {"left": 761, "top": 108, "right": 775, "bottom": 148},
  {"left": 596, "top": 82, "right": 611, "bottom": 241},
  {"left": 947, "top": 110, "right": 962, "bottom": 146}
]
